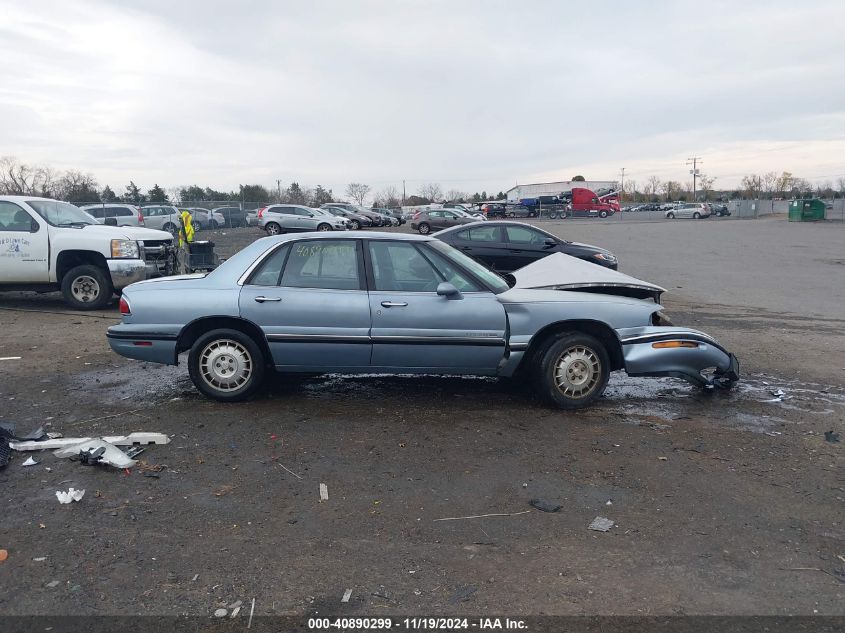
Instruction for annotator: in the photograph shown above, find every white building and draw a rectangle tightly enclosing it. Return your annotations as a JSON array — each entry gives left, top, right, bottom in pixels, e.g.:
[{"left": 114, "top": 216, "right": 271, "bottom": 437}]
[{"left": 506, "top": 180, "right": 618, "bottom": 202}]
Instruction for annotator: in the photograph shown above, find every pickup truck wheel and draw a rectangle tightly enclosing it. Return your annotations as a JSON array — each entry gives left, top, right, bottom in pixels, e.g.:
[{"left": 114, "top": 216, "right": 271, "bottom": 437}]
[
  {"left": 265, "top": 222, "right": 283, "bottom": 235},
  {"left": 418, "top": 222, "right": 431, "bottom": 235},
  {"left": 188, "top": 329, "right": 266, "bottom": 401},
  {"left": 533, "top": 332, "right": 610, "bottom": 409},
  {"left": 61, "top": 265, "right": 113, "bottom": 310},
  {"left": 599, "top": 210, "right": 608, "bottom": 218}
]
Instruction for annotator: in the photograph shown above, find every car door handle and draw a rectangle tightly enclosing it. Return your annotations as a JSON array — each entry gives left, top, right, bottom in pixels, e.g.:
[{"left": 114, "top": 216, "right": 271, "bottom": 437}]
[
  {"left": 380, "top": 301, "right": 408, "bottom": 307},
  {"left": 254, "top": 296, "right": 282, "bottom": 303}
]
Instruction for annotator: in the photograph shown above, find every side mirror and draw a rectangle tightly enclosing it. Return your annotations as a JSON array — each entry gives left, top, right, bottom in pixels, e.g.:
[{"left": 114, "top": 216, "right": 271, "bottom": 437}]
[
  {"left": 436, "top": 282, "right": 463, "bottom": 300},
  {"left": 104, "top": 217, "right": 118, "bottom": 226},
  {"left": 30, "top": 219, "right": 40, "bottom": 233},
  {"left": 543, "top": 238, "right": 557, "bottom": 248}
]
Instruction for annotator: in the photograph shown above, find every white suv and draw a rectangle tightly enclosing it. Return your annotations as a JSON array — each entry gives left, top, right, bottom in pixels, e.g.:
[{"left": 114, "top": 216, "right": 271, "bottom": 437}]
[{"left": 80, "top": 204, "right": 145, "bottom": 227}]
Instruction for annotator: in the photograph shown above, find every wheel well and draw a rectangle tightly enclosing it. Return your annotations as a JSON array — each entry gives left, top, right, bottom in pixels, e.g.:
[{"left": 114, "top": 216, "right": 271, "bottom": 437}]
[
  {"left": 176, "top": 316, "right": 272, "bottom": 364},
  {"left": 519, "top": 320, "right": 624, "bottom": 373},
  {"left": 56, "top": 250, "right": 108, "bottom": 282}
]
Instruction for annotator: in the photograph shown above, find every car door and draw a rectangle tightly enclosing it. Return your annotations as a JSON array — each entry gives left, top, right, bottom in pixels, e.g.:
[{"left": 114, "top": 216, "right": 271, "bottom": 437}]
[
  {"left": 366, "top": 239, "right": 506, "bottom": 373},
  {"left": 0, "top": 201, "right": 50, "bottom": 282},
  {"left": 449, "top": 225, "right": 507, "bottom": 270},
  {"left": 502, "top": 225, "right": 554, "bottom": 271},
  {"left": 239, "top": 239, "right": 372, "bottom": 369}
]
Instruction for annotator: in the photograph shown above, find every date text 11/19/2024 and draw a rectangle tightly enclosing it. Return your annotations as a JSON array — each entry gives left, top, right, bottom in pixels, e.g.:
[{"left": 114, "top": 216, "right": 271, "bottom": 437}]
[{"left": 307, "top": 617, "right": 528, "bottom": 630}]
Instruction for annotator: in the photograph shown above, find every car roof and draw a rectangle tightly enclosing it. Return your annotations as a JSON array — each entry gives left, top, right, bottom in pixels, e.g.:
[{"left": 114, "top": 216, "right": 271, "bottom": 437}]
[
  {"left": 266, "top": 231, "right": 433, "bottom": 244},
  {"left": 0, "top": 195, "right": 60, "bottom": 203}
]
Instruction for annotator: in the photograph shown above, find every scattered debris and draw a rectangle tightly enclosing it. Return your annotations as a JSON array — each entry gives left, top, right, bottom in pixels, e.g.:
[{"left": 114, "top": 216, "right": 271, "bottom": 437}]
[
  {"left": 771, "top": 389, "right": 786, "bottom": 397},
  {"left": 825, "top": 431, "right": 841, "bottom": 443},
  {"left": 45, "top": 580, "right": 60, "bottom": 588},
  {"left": 780, "top": 567, "right": 845, "bottom": 583},
  {"left": 192, "top": 574, "right": 199, "bottom": 582},
  {"left": 0, "top": 356, "right": 21, "bottom": 361},
  {"left": 277, "top": 462, "right": 303, "bottom": 479},
  {"left": 658, "top": 456, "right": 668, "bottom": 461},
  {"left": 529, "top": 499, "right": 562, "bottom": 513},
  {"left": 248, "top": 598, "right": 256, "bottom": 629},
  {"left": 33, "top": 557, "right": 47, "bottom": 562},
  {"left": 214, "top": 484, "right": 236, "bottom": 497},
  {"left": 588, "top": 516, "right": 615, "bottom": 532},
  {"left": 21, "top": 456, "right": 39, "bottom": 467},
  {"left": 10, "top": 432, "right": 170, "bottom": 452},
  {"left": 447, "top": 584, "right": 477, "bottom": 604},
  {"left": 231, "top": 606, "right": 241, "bottom": 618},
  {"left": 0, "top": 440, "right": 9, "bottom": 469},
  {"left": 341, "top": 588, "right": 352, "bottom": 603},
  {"left": 0, "top": 549, "right": 7, "bottom": 563},
  {"left": 229, "top": 600, "right": 243, "bottom": 610},
  {"left": 606, "top": 500, "right": 613, "bottom": 506},
  {"left": 319, "top": 483, "right": 329, "bottom": 501},
  {"left": 434, "top": 510, "right": 531, "bottom": 522},
  {"left": 56, "top": 488, "right": 85, "bottom": 504},
  {"left": 54, "top": 439, "right": 137, "bottom": 469},
  {"left": 213, "top": 608, "right": 228, "bottom": 618}
]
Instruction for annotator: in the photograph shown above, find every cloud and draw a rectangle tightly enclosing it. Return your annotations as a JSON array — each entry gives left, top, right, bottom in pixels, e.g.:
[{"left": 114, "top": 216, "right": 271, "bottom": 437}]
[{"left": 1, "top": 0, "right": 843, "bottom": 197}]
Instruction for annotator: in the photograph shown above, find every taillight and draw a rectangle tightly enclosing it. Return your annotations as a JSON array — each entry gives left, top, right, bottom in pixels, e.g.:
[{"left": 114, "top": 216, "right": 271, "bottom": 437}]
[
  {"left": 119, "top": 297, "right": 131, "bottom": 315},
  {"left": 257, "top": 207, "right": 266, "bottom": 218}
]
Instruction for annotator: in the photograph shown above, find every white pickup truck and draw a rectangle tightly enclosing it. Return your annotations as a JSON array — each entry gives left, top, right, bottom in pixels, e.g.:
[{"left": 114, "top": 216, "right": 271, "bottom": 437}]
[{"left": 0, "top": 196, "right": 175, "bottom": 310}]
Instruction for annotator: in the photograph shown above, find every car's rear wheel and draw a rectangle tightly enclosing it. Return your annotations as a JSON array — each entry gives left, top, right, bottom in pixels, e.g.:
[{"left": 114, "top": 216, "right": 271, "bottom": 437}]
[
  {"left": 61, "top": 264, "right": 113, "bottom": 310},
  {"left": 507, "top": 211, "right": 516, "bottom": 218},
  {"left": 667, "top": 212, "right": 675, "bottom": 219},
  {"left": 162, "top": 222, "right": 177, "bottom": 235},
  {"left": 351, "top": 219, "right": 361, "bottom": 230},
  {"left": 193, "top": 221, "right": 203, "bottom": 231},
  {"left": 188, "top": 329, "right": 266, "bottom": 401},
  {"left": 418, "top": 222, "right": 431, "bottom": 235},
  {"left": 265, "top": 222, "right": 282, "bottom": 235},
  {"left": 533, "top": 332, "right": 610, "bottom": 409},
  {"left": 317, "top": 223, "right": 332, "bottom": 231},
  {"left": 693, "top": 212, "right": 701, "bottom": 219}
]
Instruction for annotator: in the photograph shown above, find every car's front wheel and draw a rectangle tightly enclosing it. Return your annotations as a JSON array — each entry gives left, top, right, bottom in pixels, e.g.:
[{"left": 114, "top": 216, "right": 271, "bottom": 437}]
[
  {"left": 418, "top": 222, "right": 431, "bottom": 235},
  {"left": 61, "top": 264, "right": 113, "bottom": 310},
  {"left": 265, "top": 222, "right": 282, "bottom": 235},
  {"left": 317, "top": 223, "right": 332, "bottom": 231},
  {"left": 350, "top": 219, "right": 361, "bottom": 230},
  {"left": 188, "top": 329, "right": 266, "bottom": 401},
  {"left": 533, "top": 332, "right": 610, "bottom": 409},
  {"left": 667, "top": 212, "right": 675, "bottom": 219},
  {"left": 693, "top": 212, "right": 701, "bottom": 219}
]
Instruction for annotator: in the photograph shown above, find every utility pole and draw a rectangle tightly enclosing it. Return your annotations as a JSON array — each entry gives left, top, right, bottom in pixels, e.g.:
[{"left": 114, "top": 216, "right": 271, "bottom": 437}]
[
  {"left": 402, "top": 180, "right": 406, "bottom": 205},
  {"left": 686, "top": 157, "right": 702, "bottom": 201},
  {"left": 619, "top": 167, "right": 626, "bottom": 200},
  {"left": 276, "top": 179, "right": 281, "bottom": 201}
]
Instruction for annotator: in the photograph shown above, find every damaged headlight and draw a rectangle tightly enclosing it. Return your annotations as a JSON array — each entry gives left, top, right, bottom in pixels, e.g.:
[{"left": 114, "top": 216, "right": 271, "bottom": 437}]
[{"left": 111, "top": 239, "right": 140, "bottom": 259}]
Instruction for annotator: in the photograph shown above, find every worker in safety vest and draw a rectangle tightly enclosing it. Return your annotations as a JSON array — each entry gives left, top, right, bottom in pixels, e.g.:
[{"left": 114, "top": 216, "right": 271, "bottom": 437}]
[{"left": 178, "top": 210, "right": 194, "bottom": 247}]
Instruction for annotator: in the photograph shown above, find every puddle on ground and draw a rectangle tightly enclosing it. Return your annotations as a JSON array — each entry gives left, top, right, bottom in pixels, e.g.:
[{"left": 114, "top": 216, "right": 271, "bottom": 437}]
[{"left": 69, "top": 361, "right": 844, "bottom": 436}]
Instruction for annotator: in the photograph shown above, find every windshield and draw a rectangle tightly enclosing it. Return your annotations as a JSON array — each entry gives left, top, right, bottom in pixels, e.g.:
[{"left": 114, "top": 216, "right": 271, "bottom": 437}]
[
  {"left": 428, "top": 240, "right": 510, "bottom": 294},
  {"left": 27, "top": 200, "right": 96, "bottom": 226}
]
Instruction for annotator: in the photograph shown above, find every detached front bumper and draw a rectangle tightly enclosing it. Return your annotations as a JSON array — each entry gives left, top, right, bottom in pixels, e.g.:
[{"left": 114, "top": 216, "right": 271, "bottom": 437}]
[
  {"left": 618, "top": 326, "right": 739, "bottom": 388},
  {"left": 108, "top": 259, "right": 147, "bottom": 290}
]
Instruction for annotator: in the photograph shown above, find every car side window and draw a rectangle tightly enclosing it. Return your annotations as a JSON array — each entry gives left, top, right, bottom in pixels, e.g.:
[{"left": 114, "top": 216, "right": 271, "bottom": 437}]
[
  {"left": 369, "top": 241, "right": 442, "bottom": 292},
  {"left": 467, "top": 226, "right": 502, "bottom": 242},
  {"left": 419, "top": 246, "right": 480, "bottom": 292},
  {"left": 504, "top": 226, "right": 546, "bottom": 244},
  {"left": 248, "top": 244, "right": 290, "bottom": 286},
  {"left": 280, "top": 240, "right": 361, "bottom": 290},
  {"left": 0, "top": 201, "right": 33, "bottom": 231},
  {"left": 278, "top": 207, "right": 295, "bottom": 215},
  {"left": 295, "top": 208, "right": 312, "bottom": 217},
  {"left": 87, "top": 207, "right": 105, "bottom": 218}
]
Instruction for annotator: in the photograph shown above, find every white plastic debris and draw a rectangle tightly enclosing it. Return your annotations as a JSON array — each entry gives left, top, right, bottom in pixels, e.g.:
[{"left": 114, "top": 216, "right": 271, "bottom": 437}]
[
  {"left": 319, "top": 483, "right": 329, "bottom": 501},
  {"left": 341, "top": 588, "right": 352, "bottom": 603},
  {"left": 53, "top": 439, "right": 137, "bottom": 468},
  {"left": 588, "top": 516, "right": 615, "bottom": 532},
  {"left": 21, "top": 456, "right": 39, "bottom": 467},
  {"left": 214, "top": 608, "right": 228, "bottom": 618},
  {"left": 56, "top": 488, "right": 85, "bottom": 504},
  {"left": 0, "top": 356, "right": 22, "bottom": 361},
  {"left": 10, "top": 432, "right": 170, "bottom": 452}
]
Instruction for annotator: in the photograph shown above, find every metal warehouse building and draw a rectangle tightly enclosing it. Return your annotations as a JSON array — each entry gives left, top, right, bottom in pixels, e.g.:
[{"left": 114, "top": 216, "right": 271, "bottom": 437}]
[{"left": 506, "top": 180, "right": 618, "bottom": 202}]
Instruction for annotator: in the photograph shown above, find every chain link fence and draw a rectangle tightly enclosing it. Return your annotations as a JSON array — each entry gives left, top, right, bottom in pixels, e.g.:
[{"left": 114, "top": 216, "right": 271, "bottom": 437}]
[{"left": 73, "top": 200, "right": 270, "bottom": 229}]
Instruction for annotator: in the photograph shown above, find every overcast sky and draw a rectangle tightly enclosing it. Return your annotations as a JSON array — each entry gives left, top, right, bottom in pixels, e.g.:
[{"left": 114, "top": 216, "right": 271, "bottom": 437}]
[{"left": 2, "top": 0, "right": 844, "bottom": 199}]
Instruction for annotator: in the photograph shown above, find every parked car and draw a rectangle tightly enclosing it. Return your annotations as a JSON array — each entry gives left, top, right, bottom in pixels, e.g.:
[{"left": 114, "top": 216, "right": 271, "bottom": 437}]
[
  {"left": 212, "top": 206, "right": 248, "bottom": 228},
  {"left": 141, "top": 205, "right": 183, "bottom": 234},
  {"left": 435, "top": 221, "right": 618, "bottom": 272},
  {"left": 480, "top": 202, "right": 509, "bottom": 218},
  {"left": 371, "top": 207, "right": 404, "bottom": 225},
  {"left": 0, "top": 196, "right": 174, "bottom": 310},
  {"left": 666, "top": 203, "right": 711, "bottom": 219},
  {"left": 259, "top": 205, "right": 348, "bottom": 234},
  {"left": 710, "top": 204, "right": 731, "bottom": 217},
  {"left": 322, "top": 203, "right": 387, "bottom": 227},
  {"left": 107, "top": 232, "right": 738, "bottom": 409},
  {"left": 183, "top": 207, "right": 224, "bottom": 230},
  {"left": 79, "top": 204, "right": 145, "bottom": 227},
  {"left": 323, "top": 207, "right": 372, "bottom": 230},
  {"left": 411, "top": 208, "right": 476, "bottom": 234}
]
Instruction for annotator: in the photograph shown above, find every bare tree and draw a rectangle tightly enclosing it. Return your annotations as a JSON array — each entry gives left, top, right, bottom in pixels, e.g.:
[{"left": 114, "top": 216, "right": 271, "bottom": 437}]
[
  {"left": 775, "top": 171, "right": 793, "bottom": 196},
  {"left": 372, "top": 185, "right": 401, "bottom": 208},
  {"left": 56, "top": 170, "right": 100, "bottom": 203},
  {"left": 646, "top": 175, "right": 662, "bottom": 198},
  {"left": 741, "top": 174, "right": 762, "bottom": 198},
  {"left": 761, "top": 171, "right": 778, "bottom": 197},
  {"left": 660, "top": 180, "right": 680, "bottom": 202},
  {"left": 698, "top": 174, "right": 716, "bottom": 200},
  {"left": 345, "top": 182, "right": 371, "bottom": 206},
  {"left": 417, "top": 182, "right": 443, "bottom": 203},
  {"left": 445, "top": 189, "right": 467, "bottom": 203}
]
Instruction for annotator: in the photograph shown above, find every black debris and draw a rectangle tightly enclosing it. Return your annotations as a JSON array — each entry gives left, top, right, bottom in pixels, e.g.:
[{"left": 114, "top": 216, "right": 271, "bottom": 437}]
[
  {"left": 529, "top": 498, "right": 562, "bottom": 513},
  {"left": 824, "top": 431, "right": 840, "bottom": 443}
]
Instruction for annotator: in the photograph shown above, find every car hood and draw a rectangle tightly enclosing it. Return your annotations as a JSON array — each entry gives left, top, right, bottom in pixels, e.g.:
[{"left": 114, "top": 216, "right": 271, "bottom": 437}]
[
  {"left": 75, "top": 224, "right": 173, "bottom": 241},
  {"left": 564, "top": 241, "right": 615, "bottom": 257},
  {"left": 511, "top": 252, "right": 664, "bottom": 301}
]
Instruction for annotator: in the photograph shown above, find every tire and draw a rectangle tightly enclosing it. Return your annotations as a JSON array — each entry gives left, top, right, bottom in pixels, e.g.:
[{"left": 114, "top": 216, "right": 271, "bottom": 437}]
[
  {"left": 265, "top": 222, "right": 282, "bottom": 235},
  {"left": 532, "top": 332, "right": 610, "bottom": 409},
  {"left": 162, "top": 222, "right": 177, "bottom": 235},
  {"left": 209, "top": 220, "right": 219, "bottom": 229},
  {"left": 693, "top": 212, "right": 701, "bottom": 219},
  {"left": 317, "top": 223, "right": 332, "bottom": 232},
  {"left": 61, "top": 264, "right": 113, "bottom": 310},
  {"left": 351, "top": 219, "right": 361, "bottom": 230},
  {"left": 507, "top": 212, "right": 516, "bottom": 218},
  {"left": 188, "top": 329, "right": 266, "bottom": 402},
  {"left": 667, "top": 212, "right": 675, "bottom": 219},
  {"left": 193, "top": 221, "right": 203, "bottom": 231},
  {"left": 418, "top": 222, "right": 431, "bottom": 235},
  {"left": 599, "top": 210, "right": 608, "bottom": 218}
]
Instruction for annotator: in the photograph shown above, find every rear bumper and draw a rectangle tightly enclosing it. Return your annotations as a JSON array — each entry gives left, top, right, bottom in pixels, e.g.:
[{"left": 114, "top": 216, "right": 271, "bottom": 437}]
[
  {"left": 106, "top": 326, "right": 178, "bottom": 365},
  {"left": 619, "top": 326, "right": 739, "bottom": 388},
  {"left": 108, "top": 259, "right": 146, "bottom": 290}
]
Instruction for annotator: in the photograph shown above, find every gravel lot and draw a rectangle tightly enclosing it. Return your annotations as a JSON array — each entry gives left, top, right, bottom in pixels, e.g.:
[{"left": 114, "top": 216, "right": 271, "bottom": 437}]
[{"left": 0, "top": 216, "right": 843, "bottom": 617}]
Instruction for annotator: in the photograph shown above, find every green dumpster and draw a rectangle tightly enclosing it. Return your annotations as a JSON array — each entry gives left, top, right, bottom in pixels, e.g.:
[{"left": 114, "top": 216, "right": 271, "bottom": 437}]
[{"left": 788, "top": 198, "right": 825, "bottom": 222}]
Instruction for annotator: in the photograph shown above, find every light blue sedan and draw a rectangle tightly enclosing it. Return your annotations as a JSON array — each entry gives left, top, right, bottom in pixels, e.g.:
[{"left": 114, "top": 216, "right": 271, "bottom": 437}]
[{"left": 107, "top": 233, "right": 738, "bottom": 409}]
